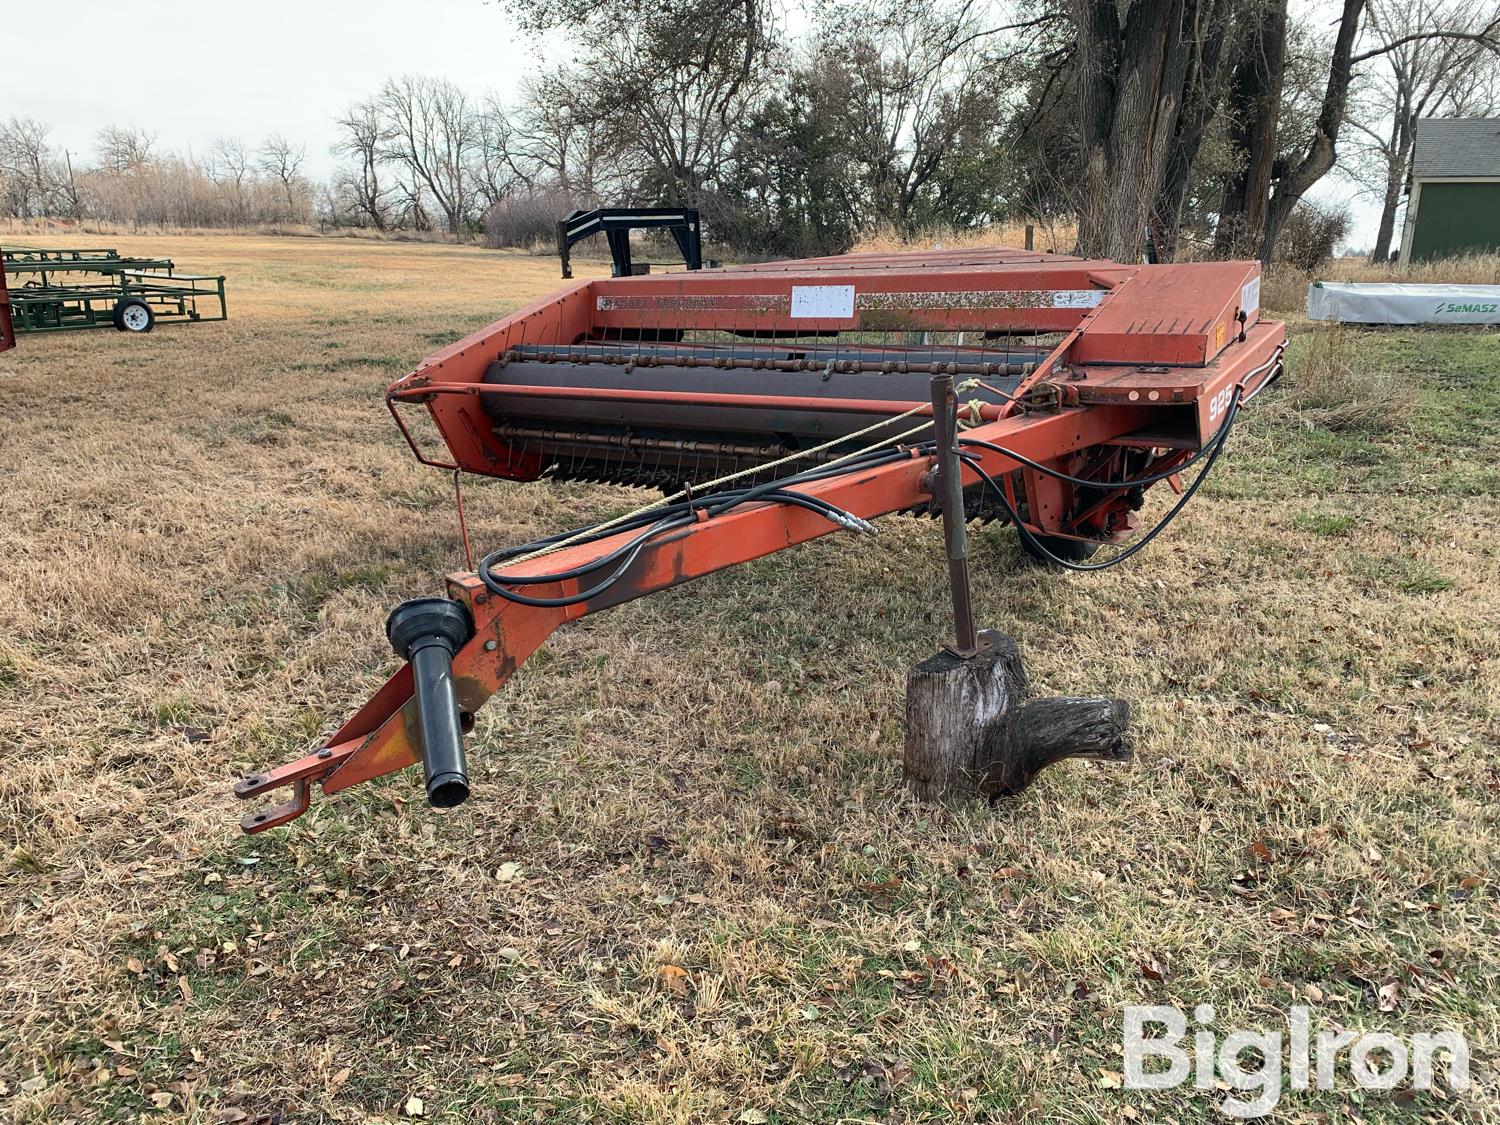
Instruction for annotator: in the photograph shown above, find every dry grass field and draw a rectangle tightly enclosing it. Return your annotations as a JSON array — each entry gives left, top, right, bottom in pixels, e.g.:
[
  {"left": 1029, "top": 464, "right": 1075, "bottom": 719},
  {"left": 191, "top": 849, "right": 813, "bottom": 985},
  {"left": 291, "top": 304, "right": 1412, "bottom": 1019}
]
[{"left": 2, "top": 233, "right": 1497, "bottom": 1124}]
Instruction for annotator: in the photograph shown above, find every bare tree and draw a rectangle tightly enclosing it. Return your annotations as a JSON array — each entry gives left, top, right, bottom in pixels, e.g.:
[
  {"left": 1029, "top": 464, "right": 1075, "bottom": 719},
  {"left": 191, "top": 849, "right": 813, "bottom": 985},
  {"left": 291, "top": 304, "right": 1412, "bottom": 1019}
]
[
  {"left": 208, "top": 137, "right": 253, "bottom": 224},
  {"left": 55, "top": 149, "right": 84, "bottom": 219},
  {"left": 95, "top": 125, "right": 156, "bottom": 174},
  {"left": 817, "top": 0, "right": 1035, "bottom": 232},
  {"left": 1211, "top": 0, "right": 1289, "bottom": 256},
  {"left": 512, "top": 74, "right": 617, "bottom": 201},
  {"left": 257, "top": 134, "right": 307, "bottom": 221},
  {"left": 332, "top": 99, "right": 390, "bottom": 230},
  {"left": 1056, "top": 0, "right": 1500, "bottom": 262},
  {"left": 1349, "top": 0, "right": 1500, "bottom": 260},
  {"left": 378, "top": 75, "right": 479, "bottom": 237},
  {"left": 517, "top": 0, "right": 773, "bottom": 208},
  {"left": 0, "top": 116, "right": 61, "bottom": 218},
  {"left": 1216, "top": 0, "right": 1500, "bottom": 262},
  {"left": 470, "top": 94, "right": 524, "bottom": 209}
]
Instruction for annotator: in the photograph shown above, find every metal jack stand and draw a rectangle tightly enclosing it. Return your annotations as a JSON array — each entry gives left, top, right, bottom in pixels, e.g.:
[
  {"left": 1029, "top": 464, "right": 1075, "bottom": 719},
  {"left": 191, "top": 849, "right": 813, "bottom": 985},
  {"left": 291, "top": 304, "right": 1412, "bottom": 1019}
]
[
  {"left": 902, "top": 374, "right": 1130, "bottom": 799},
  {"left": 929, "top": 373, "right": 983, "bottom": 658}
]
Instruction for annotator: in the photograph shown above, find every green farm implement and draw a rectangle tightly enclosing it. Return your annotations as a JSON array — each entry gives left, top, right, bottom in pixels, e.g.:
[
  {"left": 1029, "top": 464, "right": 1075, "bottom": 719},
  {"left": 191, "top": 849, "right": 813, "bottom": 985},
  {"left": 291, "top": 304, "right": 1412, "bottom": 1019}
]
[{"left": 1, "top": 245, "right": 227, "bottom": 334}]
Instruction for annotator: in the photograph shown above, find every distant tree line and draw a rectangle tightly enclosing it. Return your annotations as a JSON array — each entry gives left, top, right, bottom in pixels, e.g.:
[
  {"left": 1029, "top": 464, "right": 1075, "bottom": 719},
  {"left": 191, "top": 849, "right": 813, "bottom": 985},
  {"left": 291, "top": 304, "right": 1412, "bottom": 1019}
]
[
  {"left": 0, "top": 122, "right": 315, "bottom": 228},
  {"left": 3, "top": 0, "right": 1495, "bottom": 263}
]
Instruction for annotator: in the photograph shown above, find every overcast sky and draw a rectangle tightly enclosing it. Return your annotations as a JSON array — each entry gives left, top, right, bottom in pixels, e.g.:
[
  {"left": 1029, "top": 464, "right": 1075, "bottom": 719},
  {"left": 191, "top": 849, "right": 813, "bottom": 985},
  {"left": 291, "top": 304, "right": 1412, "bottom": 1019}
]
[
  {"left": 7, "top": 0, "right": 560, "bottom": 180},
  {"left": 7, "top": 0, "right": 1381, "bottom": 247}
]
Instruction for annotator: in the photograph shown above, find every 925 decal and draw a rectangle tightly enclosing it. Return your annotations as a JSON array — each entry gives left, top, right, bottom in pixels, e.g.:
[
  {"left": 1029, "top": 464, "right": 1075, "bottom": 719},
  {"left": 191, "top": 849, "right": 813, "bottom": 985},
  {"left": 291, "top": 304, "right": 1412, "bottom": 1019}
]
[{"left": 1208, "top": 385, "right": 1235, "bottom": 424}]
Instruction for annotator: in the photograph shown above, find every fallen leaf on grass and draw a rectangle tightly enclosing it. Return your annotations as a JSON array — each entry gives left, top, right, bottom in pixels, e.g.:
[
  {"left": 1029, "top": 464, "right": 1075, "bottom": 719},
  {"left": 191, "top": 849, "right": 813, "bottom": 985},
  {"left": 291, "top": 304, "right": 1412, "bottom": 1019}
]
[
  {"left": 656, "top": 964, "right": 692, "bottom": 995},
  {"left": 1098, "top": 1070, "right": 1123, "bottom": 1089},
  {"left": 404, "top": 1095, "right": 425, "bottom": 1117},
  {"left": 737, "top": 1111, "right": 769, "bottom": 1124},
  {"left": 1140, "top": 957, "right": 1167, "bottom": 982},
  {"left": 1378, "top": 980, "right": 1400, "bottom": 1012},
  {"left": 1248, "top": 839, "right": 1275, "bottom": 863}
]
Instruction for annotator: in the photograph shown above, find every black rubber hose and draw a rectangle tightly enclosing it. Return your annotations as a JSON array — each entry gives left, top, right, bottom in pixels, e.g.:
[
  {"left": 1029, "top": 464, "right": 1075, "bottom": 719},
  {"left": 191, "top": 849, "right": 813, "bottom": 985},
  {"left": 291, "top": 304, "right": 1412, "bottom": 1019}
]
[
  {"left": 958, "top": 385, "right": 1243, "bottom": 572},
  {"left": 956, "top": 348, "right": 1281, "bottom": 492},
  {"left": 476, "top": 446, "right": 914, "bottom": 609},
  {"left": 478, "top": 489, "right": 875, "bottom": 607}
]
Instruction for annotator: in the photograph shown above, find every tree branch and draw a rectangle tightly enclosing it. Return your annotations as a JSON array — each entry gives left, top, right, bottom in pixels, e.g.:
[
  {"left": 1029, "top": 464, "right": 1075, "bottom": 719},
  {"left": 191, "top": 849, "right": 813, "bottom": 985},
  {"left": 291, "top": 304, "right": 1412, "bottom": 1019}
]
[{"left": 1352, "top": 20, "right": 1500, "bottom": 64}]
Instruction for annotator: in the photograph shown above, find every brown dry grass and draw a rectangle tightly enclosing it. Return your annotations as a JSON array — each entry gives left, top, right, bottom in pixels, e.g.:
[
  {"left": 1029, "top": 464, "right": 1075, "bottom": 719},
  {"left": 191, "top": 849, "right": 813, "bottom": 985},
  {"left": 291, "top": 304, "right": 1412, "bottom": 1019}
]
[
  {"left": 1, "top": 234, "right": 1498, "bottom": 1124},
  {"left": 1274, "top": 323, "right": 1420, "bottom": 434},
  {"left": 852, "top": 219, "right": 1079, "bottom": 257}
]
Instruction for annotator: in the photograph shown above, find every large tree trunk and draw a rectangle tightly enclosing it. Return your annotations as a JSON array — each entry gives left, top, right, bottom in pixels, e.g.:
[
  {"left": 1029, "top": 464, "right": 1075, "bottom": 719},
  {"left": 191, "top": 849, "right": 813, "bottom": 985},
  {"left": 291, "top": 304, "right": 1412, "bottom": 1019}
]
[
  {"left": 1155, "top": 0, "right": 1236, "bottom": 259},
  {"left": 1214, "top": 0, "right": 1289, "bottom": 257},
  {"left": 1071, "top": 0, "right": 1197, "bottom": 262},
  {"left": 1072, "top": 0, "right": 1125, "bottom": 256},
  {"left": 1369, "top": 151, "right": 1406, "bottom": 262},
  {"left": 1369, "top": 107, "right": 1414, "bottom": 262},
  {"left": 1259, "top": 0, "right": 1367, "bottom": 262}
]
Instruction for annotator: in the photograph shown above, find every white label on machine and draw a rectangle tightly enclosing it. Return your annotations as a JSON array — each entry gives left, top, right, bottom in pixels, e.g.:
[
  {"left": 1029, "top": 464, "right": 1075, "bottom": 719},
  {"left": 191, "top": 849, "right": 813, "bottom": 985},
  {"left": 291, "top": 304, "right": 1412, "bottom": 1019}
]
[
  {"left": 790, "top": 285, "right": 856, "bottom": 319},
  {"left": 1051, "top": 289, "right": 1106, "bottom": 308},
  {"left": 1241, "top": 275, "right": 1261, "bottom": 316}
]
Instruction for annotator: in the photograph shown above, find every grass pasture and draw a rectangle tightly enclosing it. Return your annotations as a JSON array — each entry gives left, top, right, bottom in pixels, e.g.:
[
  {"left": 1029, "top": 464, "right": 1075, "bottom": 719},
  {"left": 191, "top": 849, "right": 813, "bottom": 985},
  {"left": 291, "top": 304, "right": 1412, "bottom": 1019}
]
[{"left": 1, "top": 234, "right": 1497, "bottom": 1123}]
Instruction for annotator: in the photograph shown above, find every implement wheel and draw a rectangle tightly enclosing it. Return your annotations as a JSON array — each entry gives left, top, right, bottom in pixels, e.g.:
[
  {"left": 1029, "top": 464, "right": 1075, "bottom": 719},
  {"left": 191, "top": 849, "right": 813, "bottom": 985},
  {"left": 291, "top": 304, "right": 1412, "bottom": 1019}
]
[
  {"left": 1018, "top": 531, "right": 1102, "bottom": 565},
  {"left": 113, "top": 298, "right": 155, "bottom": 333}
]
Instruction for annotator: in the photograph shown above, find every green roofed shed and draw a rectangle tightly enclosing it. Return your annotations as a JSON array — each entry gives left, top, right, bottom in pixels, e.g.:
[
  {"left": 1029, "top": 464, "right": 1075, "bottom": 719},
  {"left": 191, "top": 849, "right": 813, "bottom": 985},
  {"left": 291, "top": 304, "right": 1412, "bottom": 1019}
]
[{"left": 1399, "top": 118, "right": 1500, "bottom": 263}]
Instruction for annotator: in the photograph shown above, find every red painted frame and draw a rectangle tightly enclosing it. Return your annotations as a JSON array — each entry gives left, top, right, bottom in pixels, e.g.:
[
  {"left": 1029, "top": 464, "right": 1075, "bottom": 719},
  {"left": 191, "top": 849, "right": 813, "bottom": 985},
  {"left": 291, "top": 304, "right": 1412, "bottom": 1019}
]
[
  {"left": 0, "top": 243, "right": 14, "bottom": 353},
  {"left": 236, "top": 249, "right": 1286, "bottom": 831}
]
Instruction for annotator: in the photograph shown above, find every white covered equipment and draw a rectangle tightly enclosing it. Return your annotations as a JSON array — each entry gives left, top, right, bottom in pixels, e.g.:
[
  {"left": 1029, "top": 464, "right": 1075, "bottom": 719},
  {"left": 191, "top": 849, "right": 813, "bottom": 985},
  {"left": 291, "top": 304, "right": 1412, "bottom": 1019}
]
[{"left": 1307, "top": 281, "right": 1500, "bottom": 325}]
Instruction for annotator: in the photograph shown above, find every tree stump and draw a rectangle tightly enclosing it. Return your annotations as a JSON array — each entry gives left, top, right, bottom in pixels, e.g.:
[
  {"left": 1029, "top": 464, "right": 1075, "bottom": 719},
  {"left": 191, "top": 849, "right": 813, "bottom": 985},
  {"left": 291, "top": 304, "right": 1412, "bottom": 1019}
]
[{"left": 903, "top": 630, "right": 1132, "bottom": 801}]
